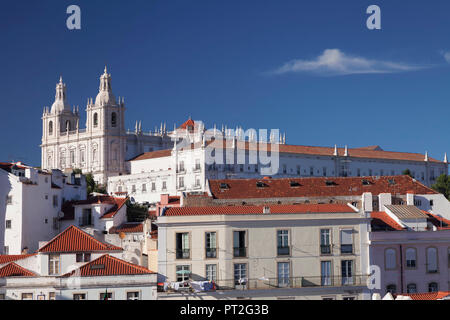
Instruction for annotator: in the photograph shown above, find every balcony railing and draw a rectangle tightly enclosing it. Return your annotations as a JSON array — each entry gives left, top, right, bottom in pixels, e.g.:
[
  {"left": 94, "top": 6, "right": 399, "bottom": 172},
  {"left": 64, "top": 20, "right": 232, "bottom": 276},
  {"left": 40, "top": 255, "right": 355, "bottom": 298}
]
[
  {"left": 212, "top": 275, "right": 368, "bottom": 291},
  {"left": 206, "top": 248, "right": 217, "bottom": 258},
  {"left": 320, "top": 245, "right": 331, "bottom": 255},
  {"left": 176, "top": 249, "right": 190, "bottom": 259},
  {"left": 340, "top": 245, "right": 353, "bottom": 254},
  {"left": 233, "top": 247, "right": 247, "bottom": 258},
  {"left": 277, "top": 246, "right": 290, "bottom": 256},
  {"left": 161, "top": 275, "right": 369, "bottom": 292}
]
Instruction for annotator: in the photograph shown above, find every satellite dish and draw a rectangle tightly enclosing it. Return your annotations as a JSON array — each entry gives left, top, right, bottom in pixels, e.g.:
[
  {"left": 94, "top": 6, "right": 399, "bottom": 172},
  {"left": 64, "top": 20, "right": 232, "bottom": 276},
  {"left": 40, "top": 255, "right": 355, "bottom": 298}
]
[
  {"left": 58, "top": 211, "right": 65, "bottom": 218},
  {"left": 130, "top": 197, "right": 135, "bottom": 204},
  {"left": 119, "top": 232, "right": 126, "bottom": 239}
]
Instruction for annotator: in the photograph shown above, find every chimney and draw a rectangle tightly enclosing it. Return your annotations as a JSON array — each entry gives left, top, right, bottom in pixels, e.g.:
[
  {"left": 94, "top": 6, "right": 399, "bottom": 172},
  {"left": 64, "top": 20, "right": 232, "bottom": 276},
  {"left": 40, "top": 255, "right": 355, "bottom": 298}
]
[
  {"left": 160, "top": 194, "right": 169, "bottom": 205},
  {"left": 406, "top": 191, "right": 414, "bottom": 206}
]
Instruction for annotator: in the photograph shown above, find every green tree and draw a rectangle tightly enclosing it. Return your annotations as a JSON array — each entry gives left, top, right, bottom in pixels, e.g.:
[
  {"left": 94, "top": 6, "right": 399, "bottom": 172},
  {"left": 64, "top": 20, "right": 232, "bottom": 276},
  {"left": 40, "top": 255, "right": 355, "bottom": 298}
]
[
  {"left": 431, "top": 174, "right": 450, "bottom": 200},
  {"left": 402, "top": 169, "right": 412, "bottom": 177},
  {"left": 85, "top": 173, "right": 107, "bottom": 196},
  {"left": 126, "top": 200, "right": 148, "bottom": 222}
]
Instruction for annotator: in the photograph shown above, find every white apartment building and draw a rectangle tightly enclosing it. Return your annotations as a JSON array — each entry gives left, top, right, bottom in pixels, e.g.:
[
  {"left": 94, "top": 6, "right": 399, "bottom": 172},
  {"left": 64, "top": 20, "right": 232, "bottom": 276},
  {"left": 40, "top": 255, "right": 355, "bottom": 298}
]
[
  {"left": 0, "top": 225, "right": 156, "bottom": 300},
  {"left": 156, "top": 203, "right": 371, "bottom": 300},
  {"left": 0, "top": 162, "right": 86, "bottom": 255}
]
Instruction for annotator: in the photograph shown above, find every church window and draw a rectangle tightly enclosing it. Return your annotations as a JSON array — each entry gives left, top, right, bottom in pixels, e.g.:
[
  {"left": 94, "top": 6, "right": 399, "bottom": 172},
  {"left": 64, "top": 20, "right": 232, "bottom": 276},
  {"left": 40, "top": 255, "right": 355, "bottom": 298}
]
[
  {"left": 70, "top": 151, "right": 75, "bottom": 164},
  {"left": 66, "top": 120, "right": 71, "bottom": 131},
  {"left": 49, "top": 121, "right": 53, "bottom": 135},
  {"left": 111, "top": 112, "right": 117, "bottom": 127},
  {"left": 93, "top": 113, "right": 98, "bottom": 127},
  {"left": 92, "top": 149, "right": 97, "bottom": 162}
]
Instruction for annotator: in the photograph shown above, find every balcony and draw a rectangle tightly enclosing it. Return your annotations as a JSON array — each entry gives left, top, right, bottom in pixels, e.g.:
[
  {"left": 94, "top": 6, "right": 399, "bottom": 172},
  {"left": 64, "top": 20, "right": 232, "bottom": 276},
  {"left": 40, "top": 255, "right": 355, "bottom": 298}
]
[
  {"left": 205, "top": 248, "right": 217, "bottom": 258},
  {"left": 277, "top": 246, "right": 290, "bottom": 256},
  {"left": 202, "top": 275, "right": 368, "bottom": 291},
  {"left": 320, "top": 245, "right": 331, "bottom": 255},
  {"left": 340, "top": 244, "right": 353, "bottom": 254},
  {"left": 233, "top": 247, "right": 247, "bottom": 258},
  {"left": 193, "top": 166, "right": 202, "bottom": 173},
  {"left": 176, "top": 249, "right": 190, "bottom": 259}
]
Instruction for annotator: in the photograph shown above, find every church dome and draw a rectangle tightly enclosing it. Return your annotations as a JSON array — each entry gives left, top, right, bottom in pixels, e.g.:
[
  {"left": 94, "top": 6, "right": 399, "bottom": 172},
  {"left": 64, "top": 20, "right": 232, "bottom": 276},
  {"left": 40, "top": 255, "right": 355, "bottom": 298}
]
[
  {"left": 95, "top": 67, "right": 116, "bottom": 106},
  {"left": 50, "top": 77, "right": 71, "bottom": 114}
]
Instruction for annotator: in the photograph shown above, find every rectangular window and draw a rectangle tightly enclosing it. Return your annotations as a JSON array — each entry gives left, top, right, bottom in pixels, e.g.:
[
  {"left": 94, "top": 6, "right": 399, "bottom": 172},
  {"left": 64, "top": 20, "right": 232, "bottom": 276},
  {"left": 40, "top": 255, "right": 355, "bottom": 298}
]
[
  {"left": 179, "top": 177, "right": 184, "bottom": 188},
  {"left": 205, "top": 232, "right": 217, "bottom": 258},
  {"left": 341, "top": 260, "right": 353, "bottom": 285},
  {"left": 296, "top": 165, "right": 301, "bottom": 175},
  {"left": 310, "top": 166, "right": 314, "bottom": 176},
  {"left": 52, "top": 195, "right": 58, "bottom": 208},
  {"left": 277, "top": 230, "right": 290, "bottom": 256},
  {"left": 195, "top": 159, "right": 201, "bottom": 170},
  {"left": 357, "top": 169, "right": 361, "bottom": 177},
  {"left": 80, "top": 150, "right": 85, "bottom": 163},
  {"left": 4, "top": 246, "right": 8, "bottom": 255},
  {"left": 323, "top": 167, "right": 327, "bottom": 176},
  {"left": 233, "top": 231, "right": 246, "bottom": 257},
  {"left": 176, "top": 233, "right": 190, "bottom": 259},
  {"left": 6, "top": 195, "right": 12, "bottom": 205},
  {"left": 127, "top": 292, "right": 140, "bottom": 300},
  {"left": 132, "top": 185, "right": 136, "bottom": 193},
  {"left": 49, "top": 292, "right": 56, "bottom": 300},
  {"left": 321, "top": 261, "right": 332, "bottom": 286},
  {"left": 179, "top": 161, "right": 185, "bottom": 172},
  {"left": 99, "top": 292, "right": 113, "bottom": 300},
  {"left": 206, "top": 264, "right": 217, "bottom": 282},
  {"left": 0, "top": 294, "right": 5, "bottom": 300},
  {"left": 76, "top": 253, "right": 91, "bottom": 263},
  {"left": 80, "top": 209, "right": 92, "bottom": 226},
  {"left": 340, "top": 229, "right": 353, "bottom": 254},
  {"left": 21, "top": 293, "right": 33, "bottom": 300},
  {"left": 73, "top": 293, "right": 86, "bottom": 300},
  {"left": 162, "top": 181, "right": 167, "bottom": 190},
  {"left": 176, "top": 265, "right": 190, "bottom": 282},
  {"left": 234, "top": 263, "right": 247, "bottom": 287},
  {"left": 142, "top": 184, "right": 147, "bottom": 192},
  {"left": 277, "top": 262, "right": 290, "bottom": 287},
  {"left": 151, "top": 182, "right": 156, "bottom": 192},
  {"left": 48, "top": 254, "right": 60, "bottom": 275},
  {"left": 5, "top": 220, "right": 11, "bottom": 229},
  {"left": 70, "top": 151, "right": 75, "bottom": 164},
  {"left": 320, "top": 229, "right": 331, "bottom": 254}
]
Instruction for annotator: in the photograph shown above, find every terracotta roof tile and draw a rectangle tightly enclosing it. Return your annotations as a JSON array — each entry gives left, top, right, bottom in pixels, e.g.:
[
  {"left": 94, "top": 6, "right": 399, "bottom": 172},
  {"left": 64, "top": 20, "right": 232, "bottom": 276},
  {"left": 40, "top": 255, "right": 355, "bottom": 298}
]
[
  {"left": 370, "top": 212, "right": 404, "bottom": 231},
  {"left": 38, "top": 225, "right": 122, "bottom": 253},
  {"left": 61, "top": 254, "right": 155, "bottom": 277},
  {"left": 0, "top": 254, "right": 37, "bottom": 265},
  {"left": 109, "top": 223, "right": 144, "bottom": 234},
  {"left": 209, "top": 176, "right": 437, "bottom": 200},
  {"left": 164, "top": 203, "right": 355, "bottom": 216},
  {"left": 60, "top": 196, "right": 128, "bottom": 220},
  {"left": 0, "top": 263, "right": 36, "bottom": 277},
  {"left": 128, "top": 149, "right": 172, "bottom": 161},
  {"left": 398, "top": 291, "right": 450, "bottom": 300}
]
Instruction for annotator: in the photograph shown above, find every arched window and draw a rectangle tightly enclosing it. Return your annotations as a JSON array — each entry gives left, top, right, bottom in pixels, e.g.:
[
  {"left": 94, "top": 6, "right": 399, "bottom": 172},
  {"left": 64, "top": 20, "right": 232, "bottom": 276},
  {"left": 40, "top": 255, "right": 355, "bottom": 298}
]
[
  {"left": 65, "top": 120, "right": 71, "bottom": 131},
  {"left": 386, "top": 284, "right": 397, "bottom": 295},
  {"left": 111, "top": 112, "right": 117, "bottom": 127},
  {"left": 426, "top": 247, "right": 438, "bottom": 273},
  {"left": 385, "top": 248, "right": 397, "bottom": 270},
  {"left": 407, "top": 283, "right": 417, "bottom": 294},
  {"left": 93, "top": 113, "right": 98, "bottom": 127},
  {"left": 49, "top": 121, "right": 53, "bottom": 135},
  {"left": 428, "top": 282, "right": 438, "bottom": 292},
  {"left": 406, "top": 248, "right": 417, "bottom": 268},
  {"left": 92, "top": 149, "right": 97, "bottom": 162}
]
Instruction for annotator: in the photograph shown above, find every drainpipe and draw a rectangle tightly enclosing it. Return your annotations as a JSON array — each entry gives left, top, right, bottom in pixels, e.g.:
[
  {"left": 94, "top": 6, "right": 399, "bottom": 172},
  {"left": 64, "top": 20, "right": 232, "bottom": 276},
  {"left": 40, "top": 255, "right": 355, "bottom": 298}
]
[{"left": 399, "top": 244, "right": 404, "bottom": 294}]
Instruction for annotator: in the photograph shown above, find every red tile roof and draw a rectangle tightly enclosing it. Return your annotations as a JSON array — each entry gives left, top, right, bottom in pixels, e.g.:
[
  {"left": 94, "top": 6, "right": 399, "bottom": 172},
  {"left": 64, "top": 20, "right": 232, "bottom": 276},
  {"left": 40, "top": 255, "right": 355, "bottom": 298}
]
[
  {"left": 61, "top": 254, "right": 155, "bottom": 277},
  {"left": 38, "top": 225, "right": 122, "bottom": 253},
  {"left": 109, "top": 223, "right": 144, "bottom": 234},
  {"left": 424, "top": 211, "right": 450, "bottom": 230},
  {"left": 178, "top": 118, "right": 195, "bottom": 130},
  {"left": 0, "top": 263, "right": 36, "bottom": 277},
  {"left": 129, "top": 149, "right": 172, "bottom": 161},
  {"left": 370, "top": 212, "right": 404, "bottom": 231},
  {"left": 0, "top": 162, "right": 27, "bottom": 173},
  {"left": 101, "top": 197, "right": 128, "bottom": 219},
  {"left": 127, "top": 140, "right": 444, "bottom": 163},
  {"left": 209, "top": 176, "right": 437, "bottom": 200},
  {"left": 398, "top": 291, "right": 450, "bottom": 300},
  {"left": 164, "top": 203, "right": 355, "bottom": 216},
  {"left": 0, "top": 254, "right": 37, "bottom": 265}
]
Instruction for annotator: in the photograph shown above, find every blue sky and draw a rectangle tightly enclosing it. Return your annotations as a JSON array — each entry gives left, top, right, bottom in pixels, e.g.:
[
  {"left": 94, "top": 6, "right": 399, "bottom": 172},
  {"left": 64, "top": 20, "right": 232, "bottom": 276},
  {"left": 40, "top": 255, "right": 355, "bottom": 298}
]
[{"left": 1, "top": 0, "right": 450, "bottom": 166}]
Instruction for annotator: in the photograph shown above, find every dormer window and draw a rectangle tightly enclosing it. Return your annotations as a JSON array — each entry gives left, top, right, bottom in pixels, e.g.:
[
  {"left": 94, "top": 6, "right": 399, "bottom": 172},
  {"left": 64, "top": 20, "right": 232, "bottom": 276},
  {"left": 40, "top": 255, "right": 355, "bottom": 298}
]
[
  {"left": 388, "top": 179, "right": 396, "bottom": 185},
  {"left": 219, "top": 183, "right": 229, "bottom": 190},
  {"left": 325, "top": 180, "right": 337, "bottom": 186},
  {"left": 362, "top": 179, "right": 372, "bottom": 186},
  {"left": 289, "top": 181, "right": 301, "bottom": 187},
  {"left": 256, "top": 181, "right": 267, "bottom": 188}
]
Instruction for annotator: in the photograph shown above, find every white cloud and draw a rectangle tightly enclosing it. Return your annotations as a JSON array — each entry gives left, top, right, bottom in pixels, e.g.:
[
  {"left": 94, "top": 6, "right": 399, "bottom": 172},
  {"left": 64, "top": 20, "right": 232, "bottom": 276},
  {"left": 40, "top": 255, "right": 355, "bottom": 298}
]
[
  {"left": 271, "top": 49, "right": 424, "bottom": 76},
  {"left": 440, "top": 50, "right": 450, "bottom": 63}
]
